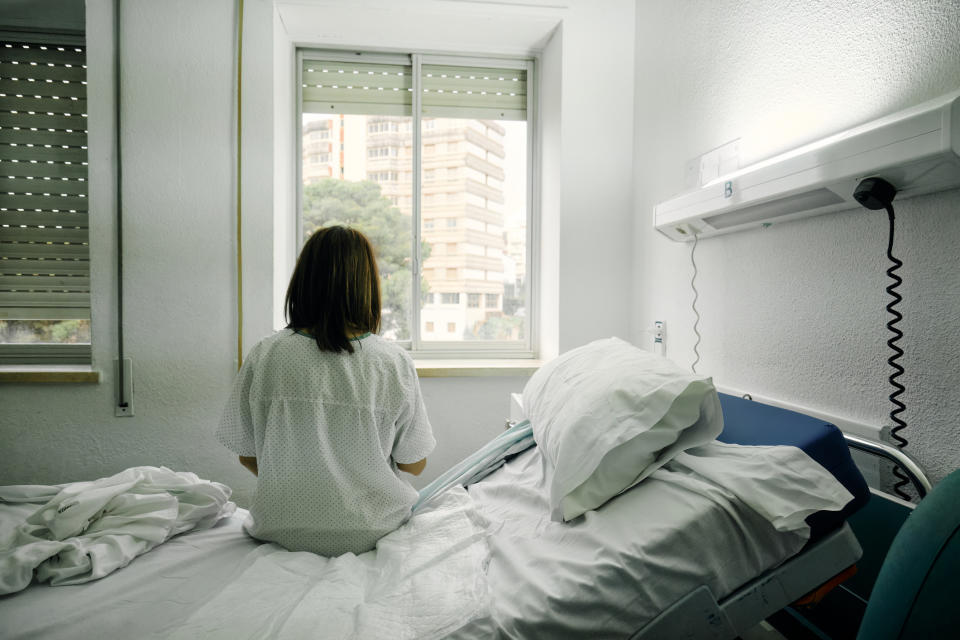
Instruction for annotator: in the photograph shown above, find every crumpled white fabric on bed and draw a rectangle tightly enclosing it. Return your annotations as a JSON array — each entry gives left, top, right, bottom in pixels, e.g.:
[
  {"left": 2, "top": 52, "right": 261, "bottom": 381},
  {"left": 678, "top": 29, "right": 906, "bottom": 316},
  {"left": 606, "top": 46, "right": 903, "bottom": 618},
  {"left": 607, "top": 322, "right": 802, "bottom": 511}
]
[
  {"left": 160, "top": 486, "right": 491, "bottom": 640},
  {"left": 667, "top": 441, "right": 855, "bottom": 535},
  {"left": 0, "top": 466, "right": 235, "bottom": 595}
]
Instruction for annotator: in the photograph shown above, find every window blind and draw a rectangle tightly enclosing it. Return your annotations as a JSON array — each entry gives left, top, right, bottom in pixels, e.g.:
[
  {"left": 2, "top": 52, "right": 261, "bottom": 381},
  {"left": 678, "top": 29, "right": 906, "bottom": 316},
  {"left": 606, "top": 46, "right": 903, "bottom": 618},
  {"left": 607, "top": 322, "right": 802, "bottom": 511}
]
[
  {"left": 0, "top": 38, "right": 90, "bottom": 364},
  {"left": 301, "top": 58, "right": 412, "bottom": 116},
  {"left": 421, "top": 64, "right": 526, "bottom": 121}
]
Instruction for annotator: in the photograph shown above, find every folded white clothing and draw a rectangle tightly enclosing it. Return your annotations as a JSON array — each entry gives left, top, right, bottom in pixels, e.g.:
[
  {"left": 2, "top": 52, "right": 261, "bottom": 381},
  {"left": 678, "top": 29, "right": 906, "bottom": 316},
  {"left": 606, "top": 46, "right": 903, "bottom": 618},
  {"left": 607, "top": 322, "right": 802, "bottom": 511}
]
[
  {"left": 0, "top": 466, "right": 236, "bottom": 595},
  {"left": 663, "top": 441, "right": 855, "bottom": 536}
]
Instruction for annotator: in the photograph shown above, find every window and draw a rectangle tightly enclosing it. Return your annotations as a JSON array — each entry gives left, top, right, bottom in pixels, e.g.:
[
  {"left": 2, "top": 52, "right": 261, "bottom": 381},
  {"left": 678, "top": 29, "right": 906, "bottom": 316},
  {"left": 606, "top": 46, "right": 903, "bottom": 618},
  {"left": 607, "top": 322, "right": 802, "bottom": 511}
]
[
  {"left": 298, "top": 51, "right": 533, "bottom": 356},
  {"left": 367, "top": 146, "right": 397, "bottom": 159},
  {"left": 0, "top": 35, "right": 91, "bottom": 365}
]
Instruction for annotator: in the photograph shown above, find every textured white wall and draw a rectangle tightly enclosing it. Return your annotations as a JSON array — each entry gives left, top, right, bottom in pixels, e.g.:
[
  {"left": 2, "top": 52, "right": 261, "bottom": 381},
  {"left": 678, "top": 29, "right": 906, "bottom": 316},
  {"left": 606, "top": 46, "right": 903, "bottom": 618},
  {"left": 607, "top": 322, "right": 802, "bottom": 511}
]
[
  {"left": 553, "top": 1, "right": 636, "bottom": 353},
  {"left": 632, "top": 0, "right": 960, "bottom": 485}
]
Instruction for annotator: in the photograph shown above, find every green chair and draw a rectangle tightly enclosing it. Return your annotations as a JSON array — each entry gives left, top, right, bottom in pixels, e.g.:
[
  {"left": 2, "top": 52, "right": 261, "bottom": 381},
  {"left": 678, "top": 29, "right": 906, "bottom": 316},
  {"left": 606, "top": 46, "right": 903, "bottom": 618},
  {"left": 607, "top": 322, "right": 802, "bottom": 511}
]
[{"left": 856, "top": 468, "right": 960, "bottom": 639}]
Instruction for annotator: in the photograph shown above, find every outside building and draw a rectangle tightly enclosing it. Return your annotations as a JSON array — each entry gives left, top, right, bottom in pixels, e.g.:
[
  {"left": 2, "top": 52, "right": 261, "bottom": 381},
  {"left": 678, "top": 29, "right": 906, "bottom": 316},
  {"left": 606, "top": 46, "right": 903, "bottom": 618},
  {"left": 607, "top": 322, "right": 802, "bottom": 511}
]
[
  {"left": 302, "top": 118, "right": 334, "bottom": 182},
  {"left": 302, "top": 115, "right": 523, "bottom": 341}
]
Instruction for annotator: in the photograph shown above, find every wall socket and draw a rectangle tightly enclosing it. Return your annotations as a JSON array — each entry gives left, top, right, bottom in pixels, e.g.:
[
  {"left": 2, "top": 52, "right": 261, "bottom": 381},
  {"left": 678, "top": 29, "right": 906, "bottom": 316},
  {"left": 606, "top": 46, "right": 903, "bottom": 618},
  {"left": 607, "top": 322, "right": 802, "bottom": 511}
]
[
  {"left": 115, "top": 357, "right": 134, "bottom": 417},
  {"left": 654, "top": 320, "right": 665, "bottom": 352}
]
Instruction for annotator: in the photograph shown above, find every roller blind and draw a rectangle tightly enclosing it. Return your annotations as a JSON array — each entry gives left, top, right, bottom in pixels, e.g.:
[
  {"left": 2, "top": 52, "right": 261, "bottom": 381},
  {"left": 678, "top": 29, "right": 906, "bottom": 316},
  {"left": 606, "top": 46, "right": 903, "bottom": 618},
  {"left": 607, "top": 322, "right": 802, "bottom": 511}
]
[
  {"left": 421, "top": 64, "right": 527, "bottom": 121},
  {"left": 0, "top": 37, "right": 90, "bottom": 364},
  {"left": 301, "top": 58, "right": 412, "bottom": 116},
  {"left": 300, "top": 57, "right": 528, "bottom": 122}
]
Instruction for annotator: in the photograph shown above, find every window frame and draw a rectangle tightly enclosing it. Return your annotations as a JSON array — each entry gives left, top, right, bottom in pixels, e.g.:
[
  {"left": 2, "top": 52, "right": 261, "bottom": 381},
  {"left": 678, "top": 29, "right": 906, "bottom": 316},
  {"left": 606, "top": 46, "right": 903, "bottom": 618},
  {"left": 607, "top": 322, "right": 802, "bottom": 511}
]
[{"left": 295, "top": 49, "right": 538, "bottom": 360}]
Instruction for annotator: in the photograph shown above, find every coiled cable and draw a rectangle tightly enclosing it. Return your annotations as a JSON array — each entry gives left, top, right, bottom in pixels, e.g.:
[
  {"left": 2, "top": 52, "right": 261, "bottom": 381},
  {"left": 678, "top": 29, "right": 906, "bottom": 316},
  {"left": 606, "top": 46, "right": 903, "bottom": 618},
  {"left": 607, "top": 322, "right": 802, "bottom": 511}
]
[
  {"left": 690, "top": 231, "right": 701, "bottom": 374},
  {"left": 884, "top": 203, "right": 911, "bottom": 499}
]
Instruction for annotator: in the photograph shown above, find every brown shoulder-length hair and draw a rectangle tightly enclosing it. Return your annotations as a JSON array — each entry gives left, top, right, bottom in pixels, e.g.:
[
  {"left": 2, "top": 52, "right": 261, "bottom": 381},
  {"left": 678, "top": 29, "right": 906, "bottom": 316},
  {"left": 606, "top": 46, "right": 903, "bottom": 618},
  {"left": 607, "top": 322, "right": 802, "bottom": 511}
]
[{"left": 285, "top": 225, "right": 381, "bottom": 354}]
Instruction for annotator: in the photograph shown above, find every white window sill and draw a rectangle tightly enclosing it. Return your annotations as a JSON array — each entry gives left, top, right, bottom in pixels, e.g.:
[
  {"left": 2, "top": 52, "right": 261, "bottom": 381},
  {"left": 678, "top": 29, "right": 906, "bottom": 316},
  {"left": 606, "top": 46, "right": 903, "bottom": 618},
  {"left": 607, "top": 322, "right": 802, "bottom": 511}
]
[
  {"left": 0, "top": 365, "right": 100, "bottom": 383},
  {"left": 415, "top": 359, "right": 543, "bottom": 378}
]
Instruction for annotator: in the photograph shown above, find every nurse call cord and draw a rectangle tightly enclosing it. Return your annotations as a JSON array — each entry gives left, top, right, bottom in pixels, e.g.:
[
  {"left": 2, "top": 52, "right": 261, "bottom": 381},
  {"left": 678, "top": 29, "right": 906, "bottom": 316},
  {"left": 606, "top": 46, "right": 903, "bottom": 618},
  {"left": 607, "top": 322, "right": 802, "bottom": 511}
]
[{"left": 853, "top": 177, "right": 911, "bottom": 500}]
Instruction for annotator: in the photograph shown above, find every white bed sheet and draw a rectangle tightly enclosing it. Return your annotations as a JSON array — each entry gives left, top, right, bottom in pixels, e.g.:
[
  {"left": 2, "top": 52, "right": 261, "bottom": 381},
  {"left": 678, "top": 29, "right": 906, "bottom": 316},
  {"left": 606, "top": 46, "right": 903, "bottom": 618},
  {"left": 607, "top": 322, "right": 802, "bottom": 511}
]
[
  {"left": 459, "top": 445, "right": 814, "bottom": 638},
  {"left": 0, "top": 501, "right": 258, "bottom": 640},
  {"left": 0, "top": 443, "right": 848, "bottom": 639}
]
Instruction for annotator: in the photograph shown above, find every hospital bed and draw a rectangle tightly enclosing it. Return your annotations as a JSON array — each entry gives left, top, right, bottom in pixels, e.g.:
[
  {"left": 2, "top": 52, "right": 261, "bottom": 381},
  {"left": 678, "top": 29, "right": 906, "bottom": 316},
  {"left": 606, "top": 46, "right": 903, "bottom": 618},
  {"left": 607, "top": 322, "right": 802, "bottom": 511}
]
[{"left": 0, "top": 393, "right": 869, "bottom": 639}]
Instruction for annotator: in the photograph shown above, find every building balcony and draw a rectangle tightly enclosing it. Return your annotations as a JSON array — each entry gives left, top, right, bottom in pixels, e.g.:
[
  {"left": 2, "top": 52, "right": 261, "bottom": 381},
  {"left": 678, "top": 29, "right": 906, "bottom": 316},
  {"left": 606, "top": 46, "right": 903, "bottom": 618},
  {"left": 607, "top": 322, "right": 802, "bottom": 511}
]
[
  {"left": 464, "top": 127, "right": 505, "bottom": 158},
  {"left": 424, "top": 227, "right": 505, "bottom": 248},
  {"left": 465, "top": 178, "right": 504, "bottom": 203},
  {"left": 464, "top": 203, "right": 505, "bottom": 225},
  {"left": 463, "top": 153, "right": 505, "bottom": 181},
  {"left": 424, "top": 253, "right": 504, "bottom": 272},
  {"left": 303, "top": 140, "right": 332, "bottom": 154}
]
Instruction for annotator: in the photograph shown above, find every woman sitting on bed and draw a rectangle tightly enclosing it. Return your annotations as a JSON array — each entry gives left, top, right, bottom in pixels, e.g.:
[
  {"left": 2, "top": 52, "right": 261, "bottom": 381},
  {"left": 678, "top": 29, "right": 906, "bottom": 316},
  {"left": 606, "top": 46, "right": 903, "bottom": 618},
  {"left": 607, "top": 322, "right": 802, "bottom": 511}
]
[{"left": 216, "top": 225, "right": 436, "bottom": 556}]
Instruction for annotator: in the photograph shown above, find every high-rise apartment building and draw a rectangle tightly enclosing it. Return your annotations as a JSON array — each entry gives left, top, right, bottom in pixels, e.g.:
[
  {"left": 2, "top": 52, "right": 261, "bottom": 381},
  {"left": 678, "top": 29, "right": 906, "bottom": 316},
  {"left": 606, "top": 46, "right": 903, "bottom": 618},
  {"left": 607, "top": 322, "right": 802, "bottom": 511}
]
[
  {"left": 302, "top": 119, "right": 335, "bottom": 182},
  {"left": 302, "top": 115, "right": 519, "bottom": 341}
]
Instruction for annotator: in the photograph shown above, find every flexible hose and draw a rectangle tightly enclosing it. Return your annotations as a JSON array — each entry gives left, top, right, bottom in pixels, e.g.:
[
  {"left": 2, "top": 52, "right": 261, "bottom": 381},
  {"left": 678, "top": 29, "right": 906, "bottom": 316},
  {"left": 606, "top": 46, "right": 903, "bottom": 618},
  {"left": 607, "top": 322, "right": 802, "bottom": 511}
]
[
  {"left": 884, "top": 203, "right": 910, "bottom": 500},
  {"left": 690, "top": 232, "right": 701, "bottom": 374}
]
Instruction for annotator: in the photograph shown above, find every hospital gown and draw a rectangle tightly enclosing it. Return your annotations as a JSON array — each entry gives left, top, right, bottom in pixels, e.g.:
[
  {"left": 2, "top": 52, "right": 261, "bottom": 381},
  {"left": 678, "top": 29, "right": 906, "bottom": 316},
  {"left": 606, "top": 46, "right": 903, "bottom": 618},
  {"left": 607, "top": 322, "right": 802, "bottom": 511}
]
[{"left": 216, "top": 330, "right": 436, "bottom": 556}]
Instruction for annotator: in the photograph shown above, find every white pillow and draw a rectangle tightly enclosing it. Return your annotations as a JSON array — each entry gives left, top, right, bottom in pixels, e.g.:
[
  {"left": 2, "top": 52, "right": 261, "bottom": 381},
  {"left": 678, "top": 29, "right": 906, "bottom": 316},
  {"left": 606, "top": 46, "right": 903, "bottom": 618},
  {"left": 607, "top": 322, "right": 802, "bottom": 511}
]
[{"left": 523, "top": 337, "right": 723, "bottom": 521}]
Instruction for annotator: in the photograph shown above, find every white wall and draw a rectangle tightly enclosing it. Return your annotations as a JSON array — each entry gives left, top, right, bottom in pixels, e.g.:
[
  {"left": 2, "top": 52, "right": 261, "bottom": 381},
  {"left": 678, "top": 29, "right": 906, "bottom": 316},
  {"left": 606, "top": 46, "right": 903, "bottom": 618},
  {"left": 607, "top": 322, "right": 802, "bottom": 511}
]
[
  {"left": 552, "top": 2, "right": 636, "bottom": 353},
  {"left": 632, "top": 0, "right": 960, "bottom": 486},
  {"left": 0, "top": 0, "right": 637, "bottom": 504}
]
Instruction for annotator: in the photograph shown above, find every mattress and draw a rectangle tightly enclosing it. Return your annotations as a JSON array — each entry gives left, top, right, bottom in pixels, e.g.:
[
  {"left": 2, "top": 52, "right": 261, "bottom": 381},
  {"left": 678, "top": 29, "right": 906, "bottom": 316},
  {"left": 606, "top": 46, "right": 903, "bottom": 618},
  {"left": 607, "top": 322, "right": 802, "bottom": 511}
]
[
  {"left": 460, "top": 445, "right": 812, "bottom": 638},
  {"left": 1, "top": 448, "right": 840, "bottom": 639},
  {"left": 0, "top": 401, "right": 861, "bottom": 639},
  {"left": 717, "top": 393, "right": 870, "bottom": 538}
]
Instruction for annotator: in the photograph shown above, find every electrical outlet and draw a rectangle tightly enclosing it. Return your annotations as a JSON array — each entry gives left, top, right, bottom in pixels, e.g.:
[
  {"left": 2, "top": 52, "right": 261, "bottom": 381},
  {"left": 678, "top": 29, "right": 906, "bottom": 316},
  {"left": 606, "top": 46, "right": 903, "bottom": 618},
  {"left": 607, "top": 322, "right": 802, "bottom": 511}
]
[{"left": 115, "top": 357, "right": 134, "bottom": 417}]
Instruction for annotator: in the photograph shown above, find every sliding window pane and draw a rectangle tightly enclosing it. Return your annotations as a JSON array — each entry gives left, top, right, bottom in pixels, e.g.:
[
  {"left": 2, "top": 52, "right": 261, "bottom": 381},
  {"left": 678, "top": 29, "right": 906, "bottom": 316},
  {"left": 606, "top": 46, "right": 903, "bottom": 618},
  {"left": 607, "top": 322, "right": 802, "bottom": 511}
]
[
  {"left": 300, "top": 56, "right": 417, "bottom": 341},
  {"left": 301, "top": 114, "right": 415, "bottom": 340},
  {"left": 419, "top": 117, "right": 527, "bottom": 343}
]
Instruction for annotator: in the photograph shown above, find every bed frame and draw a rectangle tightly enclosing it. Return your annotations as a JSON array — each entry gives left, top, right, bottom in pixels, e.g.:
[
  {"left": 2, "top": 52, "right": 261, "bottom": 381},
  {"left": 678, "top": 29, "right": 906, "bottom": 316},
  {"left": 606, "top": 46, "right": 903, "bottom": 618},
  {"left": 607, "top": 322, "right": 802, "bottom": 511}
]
[
  {"left": 510, "top": 392, "right": 872, "bottom": 640},
  {"left": 632, "top": 523, "right": 861, "bottom": 638}
]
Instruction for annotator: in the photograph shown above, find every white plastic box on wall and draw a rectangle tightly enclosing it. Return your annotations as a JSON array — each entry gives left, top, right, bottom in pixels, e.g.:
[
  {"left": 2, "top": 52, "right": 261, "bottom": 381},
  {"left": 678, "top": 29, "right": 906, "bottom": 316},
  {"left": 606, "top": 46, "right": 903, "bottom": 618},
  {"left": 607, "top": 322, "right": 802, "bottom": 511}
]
[{"left": 654, "top": 91, "right": 960, "bottom": 241}]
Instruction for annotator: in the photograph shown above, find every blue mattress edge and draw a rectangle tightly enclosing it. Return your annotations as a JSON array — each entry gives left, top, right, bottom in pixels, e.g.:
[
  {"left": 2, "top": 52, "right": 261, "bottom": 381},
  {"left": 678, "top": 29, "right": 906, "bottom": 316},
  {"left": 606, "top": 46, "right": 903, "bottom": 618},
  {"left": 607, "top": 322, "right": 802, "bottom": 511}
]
[{"left": 716, "top": 393, "right": 870, "bottom": 537}]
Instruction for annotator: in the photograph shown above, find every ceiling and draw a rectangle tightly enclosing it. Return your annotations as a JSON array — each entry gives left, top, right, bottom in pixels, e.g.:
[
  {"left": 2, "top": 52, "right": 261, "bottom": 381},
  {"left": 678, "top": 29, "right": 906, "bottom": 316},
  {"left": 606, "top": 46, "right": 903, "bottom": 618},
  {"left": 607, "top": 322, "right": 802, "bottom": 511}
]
[{"left": 275, "top": 0, "right": 565, "bottom": 56}]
